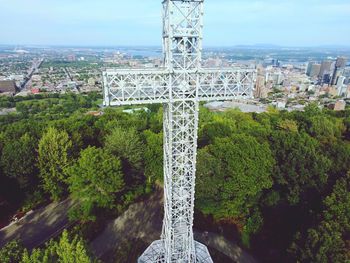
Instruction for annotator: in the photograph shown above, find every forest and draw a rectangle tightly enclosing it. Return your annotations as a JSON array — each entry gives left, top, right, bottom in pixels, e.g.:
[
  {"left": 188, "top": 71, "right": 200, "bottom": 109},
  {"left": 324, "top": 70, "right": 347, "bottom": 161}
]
[{"left": 0, "top": 93, "right": 349, "bottom": 263}]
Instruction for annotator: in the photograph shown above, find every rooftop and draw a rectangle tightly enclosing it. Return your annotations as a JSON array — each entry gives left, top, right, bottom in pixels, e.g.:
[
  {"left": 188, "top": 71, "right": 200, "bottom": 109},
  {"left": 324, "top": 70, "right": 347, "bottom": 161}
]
[{"left": 0, "top": 80, "right": 17, "bottom": 94}]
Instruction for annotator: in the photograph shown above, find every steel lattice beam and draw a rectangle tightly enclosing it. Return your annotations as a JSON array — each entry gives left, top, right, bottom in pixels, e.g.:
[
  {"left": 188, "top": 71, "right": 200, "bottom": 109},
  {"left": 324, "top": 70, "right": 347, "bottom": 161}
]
[
  {"left": 103, "top": 1, "right": 256, "bottom": 262},
  {"left": 104, "top": 68, "right": 255, "bottom": 106}
]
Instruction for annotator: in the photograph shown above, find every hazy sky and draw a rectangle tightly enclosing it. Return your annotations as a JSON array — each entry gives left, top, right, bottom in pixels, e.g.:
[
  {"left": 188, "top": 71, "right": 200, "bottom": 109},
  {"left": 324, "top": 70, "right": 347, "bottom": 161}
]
[{"left": 0, "top": 0, "right": 349, "bottom": 47}]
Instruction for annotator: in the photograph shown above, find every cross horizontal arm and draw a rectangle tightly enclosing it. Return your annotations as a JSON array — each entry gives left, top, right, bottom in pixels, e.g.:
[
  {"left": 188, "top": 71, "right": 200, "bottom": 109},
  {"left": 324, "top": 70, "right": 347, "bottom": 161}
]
[
  {"left": 197, "top": 68, "right": 256, "bottom": 102},
  {"left": 103, "top": 68, "right": 256, "bottom": 106},
  {"left": 103, "top": 68, "right": 170, "bottom": 106}
]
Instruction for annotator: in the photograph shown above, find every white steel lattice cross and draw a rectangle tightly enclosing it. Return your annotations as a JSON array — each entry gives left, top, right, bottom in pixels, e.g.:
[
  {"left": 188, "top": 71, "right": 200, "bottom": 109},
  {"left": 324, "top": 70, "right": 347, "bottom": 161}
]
[{"left": 103, "top": 1, "right": 256, "bottom": 262}]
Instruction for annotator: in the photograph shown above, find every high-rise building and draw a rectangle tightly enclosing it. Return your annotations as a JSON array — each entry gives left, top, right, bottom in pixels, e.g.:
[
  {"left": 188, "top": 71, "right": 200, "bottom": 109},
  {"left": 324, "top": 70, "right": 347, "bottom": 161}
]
[
  {"left": 310, "top": 64, "right": 321, "bottom": 78},
  {"left": 332, "top": 57, "right": 347, "bottom": 85},
  {"left": 254, "top": 65, "right": 268, "bottom": 98},
  {"left": 255, "top": 75, "right": 268, "bottom": 98},
  {"left": 336, "top": 57, "right": 347, "bottom": 68},
  {"left": 337, "top": 76, "right": 346, "bottom": 88},
  {"left": 306, "top": 62, "right": 315, "bottom": 76},
  {"left": 319, "top": 60, "right": 332, "bottom": 78},
  {"left": 323, "top": 73, "right": 332, "bottom": 85}
]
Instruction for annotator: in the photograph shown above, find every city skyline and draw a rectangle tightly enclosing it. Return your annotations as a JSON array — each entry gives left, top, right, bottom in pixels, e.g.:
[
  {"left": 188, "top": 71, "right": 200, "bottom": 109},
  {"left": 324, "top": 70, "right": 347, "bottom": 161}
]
[{"left": 0, "top": 0, "right": 350, "bottom": 47}]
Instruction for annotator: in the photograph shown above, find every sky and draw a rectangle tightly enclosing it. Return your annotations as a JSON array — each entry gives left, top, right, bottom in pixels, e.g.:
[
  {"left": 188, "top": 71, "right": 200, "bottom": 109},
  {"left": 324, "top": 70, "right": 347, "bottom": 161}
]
[{"left": 0, "top": 0, "right": 349, "bottom": 47}]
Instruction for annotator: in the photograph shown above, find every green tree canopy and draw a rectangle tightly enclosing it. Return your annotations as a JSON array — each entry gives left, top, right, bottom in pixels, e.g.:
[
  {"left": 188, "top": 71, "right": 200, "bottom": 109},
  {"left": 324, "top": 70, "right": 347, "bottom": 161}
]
[
  {"left": 196, "top": 134, "right": 274, "bottom": 226},
  {"left": 38, "top": 127, "right": 72, "bottom": 201},
  {"left": 104, "top": 127, "right": 144, "bottom": 185},
  {"left": 270, "top": 131, "right": 331, "bottom": 204},
  {"left": 1, "top": 133, "right": 37, "bottom": 189},
  {"left": 0, "top": 240, "right": 24, "bottom": 263},
  {"left": 66, "top": 146, "right": 124, "bottom": 221},
  {"left": 143, "top": 130, "right": 163, "bottom": 189},
  {"left": 289, "top": 173, "right": 350, "bottom": 263},
  {"left": 308, "top": 115, "right": 345, "bottom": 141},
  {"left": 21, "top": 230, "right": 92, "bottom": 263},
  {"left": 198, "top": 119, "right": 234, "bottom": 146}
]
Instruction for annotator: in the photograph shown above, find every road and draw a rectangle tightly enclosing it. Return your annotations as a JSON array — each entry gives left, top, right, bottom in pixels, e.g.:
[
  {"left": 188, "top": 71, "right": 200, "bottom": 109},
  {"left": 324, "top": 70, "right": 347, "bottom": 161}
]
[
  {"left": 19, "top": 58, "right": 44, "bottom": 91},
  {"left": 0, "top": 199, "right": 76, "bottom": 249},
  {"left": 90, "top": 191, "right": 258, "bottom": 263},
  {"left": 0, "top": 193, "right": 257, "bottom": 263}
]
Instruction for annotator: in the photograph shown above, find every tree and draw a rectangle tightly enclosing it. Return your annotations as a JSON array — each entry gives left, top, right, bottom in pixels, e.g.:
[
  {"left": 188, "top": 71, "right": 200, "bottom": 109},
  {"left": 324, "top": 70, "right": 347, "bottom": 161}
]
[
  {"left": 0, "top": 132, "right": 5, "bottom": 154},
  {"left": 289, "top": 173, "right": 350, "bottom": 262},
  {"left": 0, "top": 240, "right": 24, "bottom": 263},
  {"left": 66, "top": 147, "right": 124, "bottom": 221},
  {"left": 104, "top": 127, "right": 144, "bottom": 185},
  {"left": 196, "top": 134, "right": 274, "bottom": 240},
  {"left": 21, "top": 230, "right": 92, "bottom": 263},
  {"left": 198, "top": 119, "right": 234, "bottom": 146},
  {"left": 53, "top": 113, "right": 98, "bottom": 157},
  {"left": 270, "top": 131, "right": 330, "bottom": 204},
  {"left": 323, "top": 141, "right": 350, "bottom": 182},
  {"left": 143, "top": 130, "right": 163, "bottom": 189},
  {"left": 276, "top": 119, "right": 298, "bottom": 132},
  {"left": 38, "top": 127, "right": 72, "bottom": 201},
  {"left": 344, "top": 116, "right": 350, "bottom": 140},
  {"left": 1, "top": 133, "right": 37, "bottom": 189},
  {"left": 308, "top": 115, "right": 345, "bottom": 141}
]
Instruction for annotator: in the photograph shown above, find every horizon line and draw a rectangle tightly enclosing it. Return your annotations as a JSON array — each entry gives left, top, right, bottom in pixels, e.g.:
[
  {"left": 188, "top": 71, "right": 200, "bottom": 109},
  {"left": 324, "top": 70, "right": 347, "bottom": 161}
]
[{"left": 1, "top": 44, "right": 350, "bottom": 49}]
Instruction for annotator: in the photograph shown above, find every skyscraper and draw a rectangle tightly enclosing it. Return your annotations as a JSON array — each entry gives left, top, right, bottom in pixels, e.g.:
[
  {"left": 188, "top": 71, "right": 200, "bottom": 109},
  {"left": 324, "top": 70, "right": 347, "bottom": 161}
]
[
  {"left": 306, "top": 62, "right": 315, "bottom": 76},
  {"left": 319, "top": 60, "right": 332, "bottom": 78},
  {"left": 332, "top": 57, "right": 347, "bottom": 85},
  {"left": 310, "top": 64, "right": 321, "bottom": 78}
]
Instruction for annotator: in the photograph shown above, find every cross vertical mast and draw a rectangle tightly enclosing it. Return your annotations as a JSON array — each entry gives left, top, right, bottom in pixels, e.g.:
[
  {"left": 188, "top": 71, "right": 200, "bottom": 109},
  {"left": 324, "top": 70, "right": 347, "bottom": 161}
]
[
  {"left": 160, "top": 1, "right": 205, "bottom": 262},
  {"left": 103, "top": 1, "right": 256, "bottom": 262}
]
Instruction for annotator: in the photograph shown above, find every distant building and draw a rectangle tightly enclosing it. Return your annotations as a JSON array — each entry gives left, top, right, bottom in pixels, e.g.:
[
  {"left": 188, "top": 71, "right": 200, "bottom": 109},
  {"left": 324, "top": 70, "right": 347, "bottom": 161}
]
[
  {"left": 319, "top": 60, "right": 332, "bottom": 78},
  {"left": 67, "top": 81, "right": 77, "bottom": 89},
  {"left": 276, "top": 100, "right": 287, "bottom": 109},
  {"left": 32, "top": 75, "right": 41, "bottom": 82},
  {"left": 346, "top": 86, "right": 350, "bottom": 99},
  {"left": 336, "top": 57, "right": 347, "bottom": 68},
  {"left": 326, "top": 86, "right": 338, "bottom": 97},
  {"left": 31, "top": 88, "right": 40, "bottom": 94},
  {"left": 0, "top": 80, "right": 17, "bottom": 95},
  {"left": 306, "top": 62, "right": 314, "bottom": 76},
  {"left": 266, "top": 71, "right": 283, "bottom": 85},
  {"left": 337, "top": 76, "right": 346, "bottom": 88},
  {"left": 328, "top": 100, "right": 346, "bottom": 111},
  {"left": 67, "top": 54, "right": 76, "bottom": 62},
  {"left": 332, "top": 57, "right": 347, "bottom": 85},
  {"left": 88, "top": 78, "right": 96, "bottom": 86},
  {"left": 9, "top": 74, "right": 24, "bottom": 82},
  {"left": 255, "top": 75, "right": 268, "bottom": 98},
  {"left": 310, "top": 64, "right": 321, "bottom": 78},
  {"left": 254, "top": 65, "right": 268, "bottom": 98}
]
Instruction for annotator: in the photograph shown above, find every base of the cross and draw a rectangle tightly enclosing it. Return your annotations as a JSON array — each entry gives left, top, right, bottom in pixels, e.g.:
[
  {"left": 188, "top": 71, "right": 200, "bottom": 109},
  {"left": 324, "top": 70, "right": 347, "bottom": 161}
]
[{"left": 138, "top": 240, "right": 213, "bottom": 263}]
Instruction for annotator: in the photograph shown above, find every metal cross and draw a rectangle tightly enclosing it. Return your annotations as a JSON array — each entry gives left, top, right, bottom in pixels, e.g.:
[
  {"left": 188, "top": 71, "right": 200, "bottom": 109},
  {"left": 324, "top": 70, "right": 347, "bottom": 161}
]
[{"left": 103, "top": 1, "right": 256, "bottom": 262}]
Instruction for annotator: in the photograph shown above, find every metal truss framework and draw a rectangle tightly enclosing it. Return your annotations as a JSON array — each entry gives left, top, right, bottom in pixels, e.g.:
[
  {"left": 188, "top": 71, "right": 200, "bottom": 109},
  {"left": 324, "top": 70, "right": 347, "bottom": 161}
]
[
  {"left": 104, "top": 68, "right": 255, "bottom": 106},
  {"left": 103, "top": 1, "right": 256, "bottom": 262}
]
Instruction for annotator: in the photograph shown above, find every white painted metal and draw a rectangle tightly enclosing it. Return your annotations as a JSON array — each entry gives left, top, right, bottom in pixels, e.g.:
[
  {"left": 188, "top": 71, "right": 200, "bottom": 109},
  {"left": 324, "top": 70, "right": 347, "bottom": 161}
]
[
  {"left": 104, "top": 68, "right": 255, "bottom": 106},
  {"left": 103, "top": 0, "right": 256, "bottom": 262}
]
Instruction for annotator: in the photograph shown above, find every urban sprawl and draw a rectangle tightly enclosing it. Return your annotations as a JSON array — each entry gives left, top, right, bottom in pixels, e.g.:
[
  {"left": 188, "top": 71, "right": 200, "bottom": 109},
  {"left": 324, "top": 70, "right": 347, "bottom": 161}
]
[{"left": 0, "top": 46, "right": 349, "bottom": 112}]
